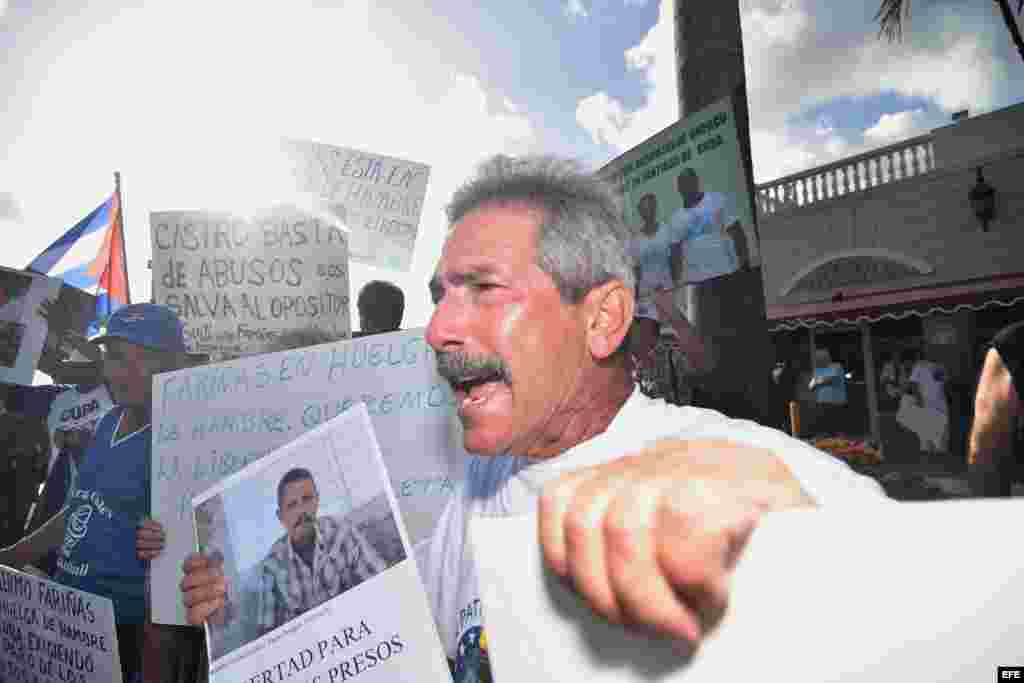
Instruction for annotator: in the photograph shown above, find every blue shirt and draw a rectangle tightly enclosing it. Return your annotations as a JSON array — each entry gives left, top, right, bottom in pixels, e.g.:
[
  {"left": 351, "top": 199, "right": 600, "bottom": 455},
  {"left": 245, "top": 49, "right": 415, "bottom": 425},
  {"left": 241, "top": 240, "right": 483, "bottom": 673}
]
[
  {"left": 813, "top": 364, "right": 848, "bottom": 405},
  {"left": 666, "top": 193, "right": 740, "bottom": 283},
  {"left": 53, "top": 406, "right": 150, "bottom": 624}
]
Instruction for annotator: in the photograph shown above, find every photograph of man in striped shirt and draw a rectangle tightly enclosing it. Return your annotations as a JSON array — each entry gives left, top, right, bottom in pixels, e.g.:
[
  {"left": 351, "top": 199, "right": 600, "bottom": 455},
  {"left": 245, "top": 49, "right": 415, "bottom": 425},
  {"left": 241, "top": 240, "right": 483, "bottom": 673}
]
[{"left": 253, "top": 467, "right": 386, "bottom": 634}]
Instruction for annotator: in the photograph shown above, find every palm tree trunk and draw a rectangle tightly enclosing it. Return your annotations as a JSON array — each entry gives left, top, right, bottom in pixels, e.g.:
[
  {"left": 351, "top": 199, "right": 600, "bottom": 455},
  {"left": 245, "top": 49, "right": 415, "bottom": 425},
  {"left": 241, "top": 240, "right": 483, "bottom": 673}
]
[
  {"left": 994, "top": 0, "right": 1024, "bottom": 63},
  {"left": 674, "top": 1, "right": 776, "bottom": 424}
]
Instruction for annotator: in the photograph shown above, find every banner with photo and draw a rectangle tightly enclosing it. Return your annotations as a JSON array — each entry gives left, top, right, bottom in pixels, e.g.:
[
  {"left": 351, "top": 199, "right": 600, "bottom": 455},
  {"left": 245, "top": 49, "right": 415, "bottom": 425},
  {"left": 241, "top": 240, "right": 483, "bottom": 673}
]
[
  {"left": 0, "top": 565, "right": 122, "bottom": 683},
  {"left": 193, "top": 404, "right": 450, "bottom": 683},
  {"left": 150, "top": 206, "right": 351, "bottom": 359},
  {"left": 599, "top": 95, "right": 758, "bottom": 315},
  {"left": 281, "top": 139, "right": 431, "bottom": 272},
  {"left": 150, "top": 328, "right": 466, "bottom": 625},
  {"left": 0, "top": 267, "right": 63, "bottom": 385}
]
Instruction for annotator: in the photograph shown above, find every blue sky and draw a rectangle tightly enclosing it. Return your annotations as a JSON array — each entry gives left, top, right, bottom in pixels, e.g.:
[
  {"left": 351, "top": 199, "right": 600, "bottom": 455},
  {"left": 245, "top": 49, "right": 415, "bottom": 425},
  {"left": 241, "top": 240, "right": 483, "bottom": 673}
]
[{"left": 2, "top": 0, "right": 1023, "bottom": 330}]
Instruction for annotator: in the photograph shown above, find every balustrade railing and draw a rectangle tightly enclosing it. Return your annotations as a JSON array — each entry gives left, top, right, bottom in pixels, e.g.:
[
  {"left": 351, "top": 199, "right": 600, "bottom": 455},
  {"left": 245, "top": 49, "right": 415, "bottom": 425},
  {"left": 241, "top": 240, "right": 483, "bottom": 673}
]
[{"left": 756, "top": 135, "right": 936, "bottom": 217}]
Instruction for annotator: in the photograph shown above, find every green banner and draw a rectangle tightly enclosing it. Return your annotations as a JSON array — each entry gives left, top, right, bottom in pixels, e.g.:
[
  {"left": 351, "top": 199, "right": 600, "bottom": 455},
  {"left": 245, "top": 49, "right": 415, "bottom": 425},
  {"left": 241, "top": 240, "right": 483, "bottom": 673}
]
[{"left": 600, "top": 95, "right": 758, "bottom": 319}]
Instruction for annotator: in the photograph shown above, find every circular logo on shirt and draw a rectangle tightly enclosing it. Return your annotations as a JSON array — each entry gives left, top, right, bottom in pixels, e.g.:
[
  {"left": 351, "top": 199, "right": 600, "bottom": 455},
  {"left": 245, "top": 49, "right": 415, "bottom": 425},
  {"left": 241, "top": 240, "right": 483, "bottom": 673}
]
[
  {"left": 454, "top": 626, "right": 491, "bottom": 683},
  {"left": 61, "top": 504, "right": 93, "bottom": 557}
]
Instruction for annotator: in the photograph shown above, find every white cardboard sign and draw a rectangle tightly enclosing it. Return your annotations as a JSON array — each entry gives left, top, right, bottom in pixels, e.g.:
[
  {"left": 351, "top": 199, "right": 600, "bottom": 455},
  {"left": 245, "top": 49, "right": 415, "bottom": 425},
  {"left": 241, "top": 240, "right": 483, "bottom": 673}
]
[
  {"left": 0, "top": 565, "right": 122, "bottom": 683},
  {"left": 193, "top": 404, "right": 450, "bottom": 683},
  {"left": 0, "top": 267, "right": 62, "bottom": 385},
  {"left": 280, "top": 139, "right": 430, "bottom": 272},
  {"left": 472, "top": 499, "right": 1024, "bottom": 683},
  {"left": 150, "top": 206, "right": 351, "bottom": 359},
  {"left": 151, "top": 328, "right": 466, "bottom": 625}
]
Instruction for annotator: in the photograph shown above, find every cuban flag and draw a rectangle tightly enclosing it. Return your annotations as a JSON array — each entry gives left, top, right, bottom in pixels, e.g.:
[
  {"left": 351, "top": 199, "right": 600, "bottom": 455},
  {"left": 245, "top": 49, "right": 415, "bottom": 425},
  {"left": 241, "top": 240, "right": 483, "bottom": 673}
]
[{"left": 27, "top": 190, "right": 131, "bottom": 334}]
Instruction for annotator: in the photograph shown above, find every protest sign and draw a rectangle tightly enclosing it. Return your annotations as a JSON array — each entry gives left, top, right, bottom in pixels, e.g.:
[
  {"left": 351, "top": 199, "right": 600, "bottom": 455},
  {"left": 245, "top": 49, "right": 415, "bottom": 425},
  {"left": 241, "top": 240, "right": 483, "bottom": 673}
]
[
  {"left": 44, "top": 285, "right": 97, "bottom": 361},
  {"left": 599, "top": 95, "right": 757, "bottom": 294},
  {"left": 151, "top": 328, "right": 466, "bottom": 625},
  {"left": 471, "top": 499, "right": 1024, "bottom": 683},
  {"left": 193, "top": 403, "right": 450, "bottom": 683},
  {"left": 43, "top": 385, "right": 113, "bottom": 477},
  {"left": 0, "top": 565, "right": 122, "bottom": 683},
  {"left": 0, "top": 267, "right": 62, "bottom": 385},
  {"left": 150, "top": 205, "right": 351, "bottom": 359},
  {"left": 280, "top": 138, "right": 430, "bottom": 272}
]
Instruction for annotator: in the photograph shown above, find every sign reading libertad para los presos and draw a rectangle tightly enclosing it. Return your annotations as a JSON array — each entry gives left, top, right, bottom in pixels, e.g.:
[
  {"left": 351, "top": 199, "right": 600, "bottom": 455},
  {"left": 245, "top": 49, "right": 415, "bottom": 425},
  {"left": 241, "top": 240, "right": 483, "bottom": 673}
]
[
  {"left": 150, "top": 206, "right": 351, "bottom": 358},
  {"left": 0, "top": 565, "right": 122, "bottom": 683}
]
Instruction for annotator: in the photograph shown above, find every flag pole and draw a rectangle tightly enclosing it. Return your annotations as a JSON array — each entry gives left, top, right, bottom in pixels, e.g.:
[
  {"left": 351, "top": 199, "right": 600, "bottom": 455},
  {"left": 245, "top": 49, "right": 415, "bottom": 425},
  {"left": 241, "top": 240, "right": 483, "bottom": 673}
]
[{"left": 114, "top": 171, "right": 131, "bottom": 305}]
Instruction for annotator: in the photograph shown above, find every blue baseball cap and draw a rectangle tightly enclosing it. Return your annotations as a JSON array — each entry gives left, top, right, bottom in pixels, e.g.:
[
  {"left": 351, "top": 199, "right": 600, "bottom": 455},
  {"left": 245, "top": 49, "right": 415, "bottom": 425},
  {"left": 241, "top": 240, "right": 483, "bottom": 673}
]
[{"left": 89, "top": 303, "right": 188, "bottom": 353}]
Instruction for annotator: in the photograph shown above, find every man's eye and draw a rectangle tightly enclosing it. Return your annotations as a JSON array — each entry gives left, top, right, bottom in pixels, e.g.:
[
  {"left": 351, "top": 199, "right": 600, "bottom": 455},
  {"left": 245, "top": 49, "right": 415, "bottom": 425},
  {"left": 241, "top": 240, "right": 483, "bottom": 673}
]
[{"left": 476, "top": 283, "right": 500, "bottom": 292}]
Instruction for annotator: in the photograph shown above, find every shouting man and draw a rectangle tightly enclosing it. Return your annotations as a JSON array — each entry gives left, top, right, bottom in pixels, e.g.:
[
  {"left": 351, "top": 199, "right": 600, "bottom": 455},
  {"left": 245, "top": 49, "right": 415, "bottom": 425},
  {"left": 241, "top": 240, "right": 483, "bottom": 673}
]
[{"left": 182, "top": 156, "right": 883, "bottom": 682}]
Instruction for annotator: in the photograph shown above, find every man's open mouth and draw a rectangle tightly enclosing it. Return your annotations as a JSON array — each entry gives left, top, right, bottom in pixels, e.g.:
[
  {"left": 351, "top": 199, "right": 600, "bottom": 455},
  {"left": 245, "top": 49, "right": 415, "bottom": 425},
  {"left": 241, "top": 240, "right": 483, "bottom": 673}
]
[{"left": 449, "top": 367, "right": 507, "bottom": 407}]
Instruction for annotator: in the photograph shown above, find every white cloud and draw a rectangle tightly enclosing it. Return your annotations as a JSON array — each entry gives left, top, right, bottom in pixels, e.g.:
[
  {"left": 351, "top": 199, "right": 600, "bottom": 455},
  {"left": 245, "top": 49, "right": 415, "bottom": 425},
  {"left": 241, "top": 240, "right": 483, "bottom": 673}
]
[
  {"left": 575, "top": 0, "right": 1012, "bottom": 185},
  {"left": 574, "top": 0, "right": 677, "bottom": 154},
  {"left": 740, "top": 0, "right": 1005, "bottom": 130},
  {"left": 565, "top": 0, "right": 590, "bottom": 19},
  {"left": 864, "top": 109, "right": 927, "bottom": 144},
  {"left": 0, "top": 191, "right": 20, "bottom": 222},
  {"left": 743, "top": 0, "right": 809, "bottom": 48},
  {"left": 576, "top": 92, "right": 632, "bottom": 148},
  {"left": 749, "top": 126, "right": 857, "bottom": 183}
]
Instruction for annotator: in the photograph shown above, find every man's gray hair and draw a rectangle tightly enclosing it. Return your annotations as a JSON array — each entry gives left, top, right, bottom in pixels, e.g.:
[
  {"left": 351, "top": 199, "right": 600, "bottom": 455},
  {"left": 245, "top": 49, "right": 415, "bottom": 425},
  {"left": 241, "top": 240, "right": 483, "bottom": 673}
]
[{"left": 447, "top": 155, "right": 635, "bottom": 302}]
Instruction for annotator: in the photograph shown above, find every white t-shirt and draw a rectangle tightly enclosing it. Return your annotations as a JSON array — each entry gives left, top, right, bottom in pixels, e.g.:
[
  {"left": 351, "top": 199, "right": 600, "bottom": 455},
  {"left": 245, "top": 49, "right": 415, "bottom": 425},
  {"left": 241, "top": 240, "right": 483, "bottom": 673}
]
[
  {"left": 667, "top": 192, "right": 739, "bottom": 283},
  {"left": 422, "top": 387, "right": 885, "bottom": 681},
  {"left": 909, "top": 361, "right": 948, "bottom": 415},
  {"left": 628, "top": 221, "right": 687, "bottom": 321}
]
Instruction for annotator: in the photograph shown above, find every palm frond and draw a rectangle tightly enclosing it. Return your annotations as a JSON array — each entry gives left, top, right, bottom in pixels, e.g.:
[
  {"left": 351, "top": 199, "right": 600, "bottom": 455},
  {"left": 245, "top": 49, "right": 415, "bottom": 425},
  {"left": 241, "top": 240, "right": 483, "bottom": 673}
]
[{"left": 875, "top": 0, "right": 910, "bottom": 42}]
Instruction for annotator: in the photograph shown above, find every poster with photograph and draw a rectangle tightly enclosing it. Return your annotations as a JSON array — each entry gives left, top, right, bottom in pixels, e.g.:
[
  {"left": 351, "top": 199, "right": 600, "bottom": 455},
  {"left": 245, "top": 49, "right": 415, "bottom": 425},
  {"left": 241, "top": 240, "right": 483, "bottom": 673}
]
[
  {"left": 151, "top": 328, "right": 466, "bottom": 626},
  {"left": 0, "top": 564, "right": 122, "bottom": 683},
  {"left": 598, "top": 95, "right": 758, "bottom": 318},
  {"left": 150, "top": 205, "right": 351, "bottom": 359},
  {"left": 0, "top": 267, "right": 63, "bottom": 385},
  {"left": 193, "top": 404, "right": 450, "bottom": 683}
]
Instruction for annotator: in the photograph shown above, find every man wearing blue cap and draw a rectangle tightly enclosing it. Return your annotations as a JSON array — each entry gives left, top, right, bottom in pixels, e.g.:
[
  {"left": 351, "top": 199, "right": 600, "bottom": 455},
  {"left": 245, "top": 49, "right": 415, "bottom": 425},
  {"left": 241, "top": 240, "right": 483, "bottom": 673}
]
[{"left": 0, "top": 303, "right": 191, "bottom": 683}]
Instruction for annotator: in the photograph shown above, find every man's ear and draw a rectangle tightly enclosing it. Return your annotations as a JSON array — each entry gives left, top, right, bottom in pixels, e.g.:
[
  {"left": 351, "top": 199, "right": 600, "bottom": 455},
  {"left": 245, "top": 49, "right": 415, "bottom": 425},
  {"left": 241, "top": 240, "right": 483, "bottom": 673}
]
[{"left": 582, "top": 279, "right": 634, "bottom": 361}]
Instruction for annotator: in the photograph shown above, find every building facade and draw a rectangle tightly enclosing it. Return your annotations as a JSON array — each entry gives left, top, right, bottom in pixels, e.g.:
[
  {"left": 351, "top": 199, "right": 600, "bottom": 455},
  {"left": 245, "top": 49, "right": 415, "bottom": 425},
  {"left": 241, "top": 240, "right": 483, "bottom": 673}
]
[{"left": 756, "top": 103, "right": 1024, "bottom": 461}]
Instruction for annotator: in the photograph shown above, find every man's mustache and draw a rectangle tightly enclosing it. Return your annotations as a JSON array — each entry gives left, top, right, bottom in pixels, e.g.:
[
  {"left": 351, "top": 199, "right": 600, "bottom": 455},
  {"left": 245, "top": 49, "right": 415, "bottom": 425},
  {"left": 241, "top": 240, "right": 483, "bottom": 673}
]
[{"left": 435, "top": 351, "right": 511, "bottom": 385}]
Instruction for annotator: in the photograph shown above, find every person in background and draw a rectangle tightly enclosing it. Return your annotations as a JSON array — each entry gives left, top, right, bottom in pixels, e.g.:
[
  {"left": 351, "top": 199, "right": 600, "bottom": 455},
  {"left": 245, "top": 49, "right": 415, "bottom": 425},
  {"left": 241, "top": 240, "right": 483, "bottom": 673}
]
[
  {"left": 627, "top": 193, "right": 681, "bottom": 363},
  {"left": 969, "top": 321, "right": 1023, "bottom": 496},
  {"left": 626, "top": 191, "right": 711, "bottom": 399},
  {"left": 879, "top": 352, "right": 902, "bottom": 412},
  {"left": 808, "top": 348, "right": 848, "bottom": 436},
  {"left": 905, "top": 348, "right": 949, "bottom": 454},
  {"left": 355, "top": 280, "right": 405, "bottom": 336},
  {"left": 772, "top": 355, "right": 800, "bottom": 434},
  {"left": 0, "top": 303, "right": 192, "bottom": 683},
  {"left": 2, "top": 298, "right": 114, "bottom": 574},
  {"left": 666, "top": 168, "right": 749, "bottom": 279}
]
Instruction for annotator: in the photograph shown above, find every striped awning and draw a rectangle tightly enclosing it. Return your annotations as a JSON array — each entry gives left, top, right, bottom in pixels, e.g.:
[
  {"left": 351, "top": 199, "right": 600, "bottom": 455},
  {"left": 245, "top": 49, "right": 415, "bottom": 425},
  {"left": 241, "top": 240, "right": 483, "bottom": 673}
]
[{"left": 767, "top": 274, "right": 1024, "bottom": 331}]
